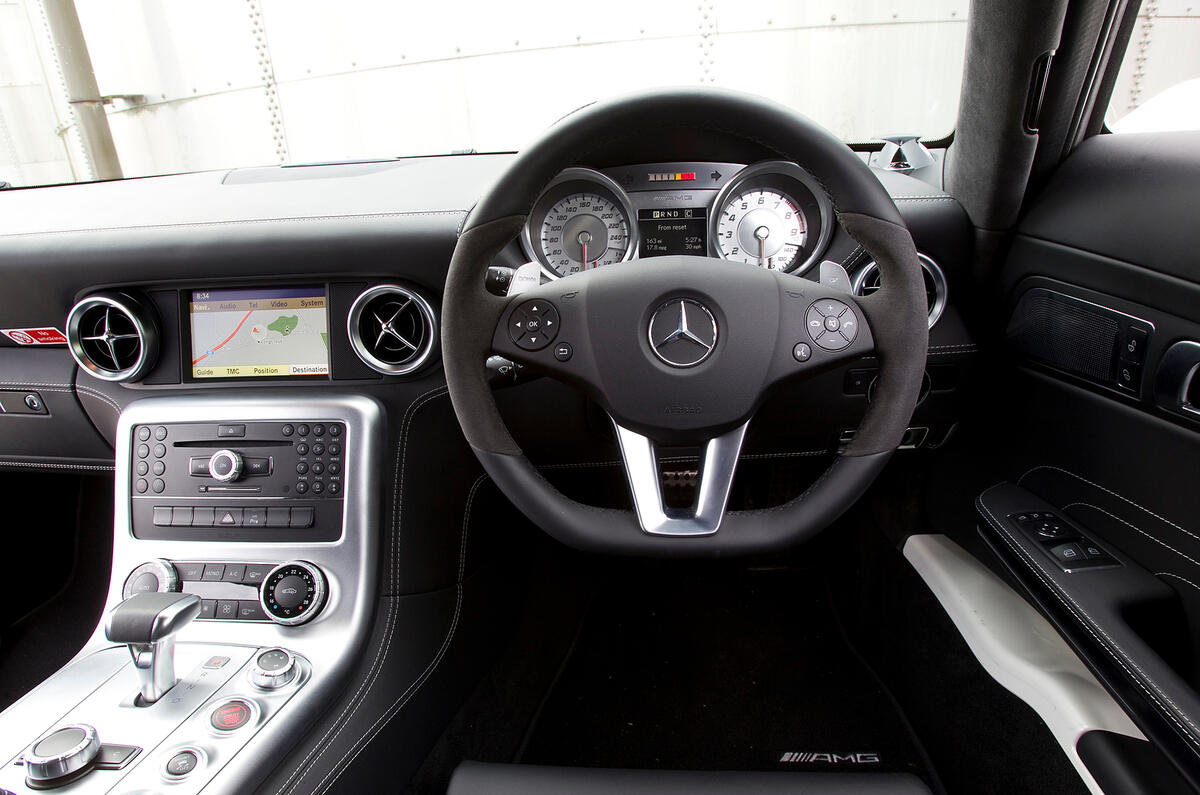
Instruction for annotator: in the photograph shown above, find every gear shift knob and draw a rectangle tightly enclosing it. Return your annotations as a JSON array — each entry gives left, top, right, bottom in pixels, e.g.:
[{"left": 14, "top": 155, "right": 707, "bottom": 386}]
[{"left": 105, "top": 592, "right": 201, "bottom": 704}]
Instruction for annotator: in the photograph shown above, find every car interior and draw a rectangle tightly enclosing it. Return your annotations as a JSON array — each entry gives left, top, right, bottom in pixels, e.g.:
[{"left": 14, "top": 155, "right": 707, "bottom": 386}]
[{"left": 1, "top": 0, "right": 1199, "bottom": 793}]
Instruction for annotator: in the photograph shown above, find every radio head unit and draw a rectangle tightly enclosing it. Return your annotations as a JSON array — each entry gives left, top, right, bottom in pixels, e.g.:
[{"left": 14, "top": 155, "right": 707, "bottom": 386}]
[{"left": 130, "top": 420, "right": 344, "bottom": 542}]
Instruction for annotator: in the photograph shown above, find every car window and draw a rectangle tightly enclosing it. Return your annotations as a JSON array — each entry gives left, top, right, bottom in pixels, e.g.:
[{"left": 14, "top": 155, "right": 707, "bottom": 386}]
[
  {"left": 1106, "top": 4, "right": 1200, "bottom": 134},
  {"left": 0, "top": 0, "right": 969, "bottom": 188}
]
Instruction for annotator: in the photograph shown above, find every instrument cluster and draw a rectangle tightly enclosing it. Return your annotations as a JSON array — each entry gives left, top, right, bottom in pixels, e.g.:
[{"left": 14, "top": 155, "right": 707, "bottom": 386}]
[{"left": 520, "top": 160, "right": 834, "bottom": 279}]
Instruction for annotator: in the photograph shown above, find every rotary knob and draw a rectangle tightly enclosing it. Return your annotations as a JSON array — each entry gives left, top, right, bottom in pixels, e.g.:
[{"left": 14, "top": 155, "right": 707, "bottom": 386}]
[
  {"left": 24, "top": 724, "right": 100, "bottom": 788},
  {"left": 208, "top": 449, "right": 243, "bottom": 482},
  {"left": 248, "top": 648, "right": 298, "bottom": 690},
  {"left": 122, "top": 559, "right": 180, "bottom": 599},
  {"left": 260, "top": 561, "right": 327, "bottom": 626}
]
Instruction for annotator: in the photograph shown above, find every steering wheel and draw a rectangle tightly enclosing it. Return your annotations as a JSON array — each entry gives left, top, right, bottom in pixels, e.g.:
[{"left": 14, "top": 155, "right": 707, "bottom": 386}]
[{"left": 442, "top": 88, "right": 928, "bottom": 557}]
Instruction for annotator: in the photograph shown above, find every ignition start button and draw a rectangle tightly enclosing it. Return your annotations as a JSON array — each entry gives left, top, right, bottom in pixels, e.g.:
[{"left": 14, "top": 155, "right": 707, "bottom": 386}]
[{"left": 210, "top": 699, "right": 253, "bottom": 732}]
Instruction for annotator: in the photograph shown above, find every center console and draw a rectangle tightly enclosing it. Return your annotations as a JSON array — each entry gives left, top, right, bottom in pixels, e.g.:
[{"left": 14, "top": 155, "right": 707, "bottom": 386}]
[{"left": 0, "top": 394, "right": 384, "bottom": 794}]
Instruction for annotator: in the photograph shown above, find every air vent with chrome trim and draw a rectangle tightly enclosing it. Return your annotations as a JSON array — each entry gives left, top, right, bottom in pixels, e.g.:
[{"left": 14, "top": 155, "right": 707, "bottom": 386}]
[
  {"left": 347, "top": 284, "right": 438, "bottom": 375},
  {"left": 851, "top": 252, "right": 948, "bottom": 329},
  {"left": 66, "top": 292, "right": 159, "bottom": 382}
]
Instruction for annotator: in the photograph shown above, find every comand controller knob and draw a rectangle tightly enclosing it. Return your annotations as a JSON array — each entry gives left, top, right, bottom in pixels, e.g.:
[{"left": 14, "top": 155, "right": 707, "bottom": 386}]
[
  {"left": 122, "top": 558, "right": 180, "bottom": 599},
  {"left": 260, "top": 561, "right": 327, "bottom": 626},
  {"left": 208, "top": 449, "right": 243, "bottom": 482},
  {"left": 24, "top": 724, "right": 101, "bottom": 789},
  {"left": 248, "top": 648, "right": 299, "bottom": 690}
]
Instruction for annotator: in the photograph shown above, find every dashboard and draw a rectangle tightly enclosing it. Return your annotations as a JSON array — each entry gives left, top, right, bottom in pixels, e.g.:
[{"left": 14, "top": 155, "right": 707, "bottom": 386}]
[{"left": 520, "top": 161, "right": 832, "bottom": 278}]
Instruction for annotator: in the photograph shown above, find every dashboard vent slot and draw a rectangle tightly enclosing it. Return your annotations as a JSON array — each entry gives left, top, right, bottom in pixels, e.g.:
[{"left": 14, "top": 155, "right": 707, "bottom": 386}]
[
  {"left": 347, "top": 285, "right": 438, "bottom": 375},
  {"left": 852, "top": 253, "right": 948, "bottom": 329},
  {"left": 66, "top": 293, "right": 159, "bottom": 382}
]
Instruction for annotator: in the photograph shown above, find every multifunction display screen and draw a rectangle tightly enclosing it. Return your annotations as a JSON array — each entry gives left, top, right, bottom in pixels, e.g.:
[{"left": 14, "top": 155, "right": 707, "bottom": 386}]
[
  {"left": 188, "top": 286, "right": 329, "bottom": 379},
  {"left": 638, "top": 208, "right": 707, "bottom": 257}
]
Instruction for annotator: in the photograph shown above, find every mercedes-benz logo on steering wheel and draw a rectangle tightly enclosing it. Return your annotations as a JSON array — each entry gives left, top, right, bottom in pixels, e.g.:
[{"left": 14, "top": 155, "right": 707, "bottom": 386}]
[{"left": 648, "top": 298, "right": 718, "bottom": 368}]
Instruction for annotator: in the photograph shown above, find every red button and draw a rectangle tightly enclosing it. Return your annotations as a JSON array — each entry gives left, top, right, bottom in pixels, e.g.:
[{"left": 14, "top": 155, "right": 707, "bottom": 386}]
[{"left": 210, "top": 699, "right": 252, "bottom": 731}]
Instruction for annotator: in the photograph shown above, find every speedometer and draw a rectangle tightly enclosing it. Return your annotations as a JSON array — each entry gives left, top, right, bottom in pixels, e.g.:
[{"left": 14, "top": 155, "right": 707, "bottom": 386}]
[
  {"left": 716, "top": 188, "right": 806, "bottom": 270},
  {"left": 539, "top": 193, "right": 631, "bottom": 276},
  {"left": 708, "top": 160, "right": 833, "bottom": 275},
  {"left": 522, "top": 168, "right": 638, "bottom": 279}
]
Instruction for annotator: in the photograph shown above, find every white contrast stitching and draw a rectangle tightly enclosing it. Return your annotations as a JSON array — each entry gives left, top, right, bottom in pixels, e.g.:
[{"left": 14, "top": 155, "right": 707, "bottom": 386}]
[
  {"left": 978, "top": 491, "right": 1200, "bottom": 746},
  {"left": 0, "top": 461, "right": 114, "bottom": 471},
  {"left": 318, "top": 473, "right": 483, "bottom": 793},
  {"left": 0, "top": 382, "right": 73, "bottom": 388},
  {"left": 1157, "top": 572, "right": 1200, "bottom": 593},
  {"left": 1064, "top": 502, "right": 1200, "bottom": 570},
  {"left": 74, "top": 384, "right": 123, "bottom": 416},
  {"left": 892, "top": 196, "right": 957, "bottom": 202},
  {"left": 276, "top": 385, "right": 448, "bottom": 795},
  {"left": 1019, "top": 465, "right": 1200, "bottom": 545}
]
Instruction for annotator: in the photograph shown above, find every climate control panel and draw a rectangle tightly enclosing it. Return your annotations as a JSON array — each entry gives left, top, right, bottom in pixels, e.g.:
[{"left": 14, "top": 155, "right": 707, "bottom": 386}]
[{"left": 121, "top": 559, "right": 328, "bottom": 626}]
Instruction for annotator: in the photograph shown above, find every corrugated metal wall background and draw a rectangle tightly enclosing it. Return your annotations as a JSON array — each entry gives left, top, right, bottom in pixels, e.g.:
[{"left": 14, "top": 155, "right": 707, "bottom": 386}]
[{"left": 0, "top": 1, "right": 1194, "bottom": 189}]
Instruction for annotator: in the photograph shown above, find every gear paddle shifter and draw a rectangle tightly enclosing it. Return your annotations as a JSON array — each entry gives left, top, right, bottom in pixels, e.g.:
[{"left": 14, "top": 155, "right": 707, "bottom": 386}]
[{"left": 104, "top": 591, "right": 201, "bottom": 704}]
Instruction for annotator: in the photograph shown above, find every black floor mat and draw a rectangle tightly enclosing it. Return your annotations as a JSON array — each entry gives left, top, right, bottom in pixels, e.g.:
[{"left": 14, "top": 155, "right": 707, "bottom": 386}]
[{"left": 518, "top": 566, "right": 934, "bottom": 784}]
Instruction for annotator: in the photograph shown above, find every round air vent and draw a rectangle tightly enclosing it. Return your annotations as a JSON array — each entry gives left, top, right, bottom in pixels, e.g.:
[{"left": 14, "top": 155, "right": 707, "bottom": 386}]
[
  {"left": 852, "top": 252, "right": 948, "bottom": 329},
  {"left": 347, "top": 285, "right": 438, "bottom": 375},
  {"left": 66, "top": 293, "right": 159, "bottom": 382}
]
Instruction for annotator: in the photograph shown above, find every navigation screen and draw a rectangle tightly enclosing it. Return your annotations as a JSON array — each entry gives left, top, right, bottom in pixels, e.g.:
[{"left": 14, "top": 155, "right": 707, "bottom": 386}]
[
  {"left": 638, "top": 208, "right": 707, "bottom": 257},
  {"left": 188, "top": 286, "right": 329, "bottom": 379}
]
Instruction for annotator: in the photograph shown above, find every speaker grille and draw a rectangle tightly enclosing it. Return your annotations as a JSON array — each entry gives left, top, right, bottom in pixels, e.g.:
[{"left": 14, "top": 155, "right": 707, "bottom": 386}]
[{"left": 1006, "top": 289, "right": 1120, "bottom": 383}]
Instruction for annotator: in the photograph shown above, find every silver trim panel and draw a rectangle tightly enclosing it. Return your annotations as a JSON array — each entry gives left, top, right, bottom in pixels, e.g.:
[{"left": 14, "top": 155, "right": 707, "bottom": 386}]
[
  {"left": 904, "top": 533, "right": 1143, "bottom": 795},
  {"left": 613, "top": 419, "right": 748, "bottom": 537}
]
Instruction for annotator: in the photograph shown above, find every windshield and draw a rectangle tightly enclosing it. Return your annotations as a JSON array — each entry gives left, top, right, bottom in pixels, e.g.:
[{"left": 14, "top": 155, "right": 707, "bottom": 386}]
[{"left": 0, "top": 1, "right": 969, "bottom": 188}]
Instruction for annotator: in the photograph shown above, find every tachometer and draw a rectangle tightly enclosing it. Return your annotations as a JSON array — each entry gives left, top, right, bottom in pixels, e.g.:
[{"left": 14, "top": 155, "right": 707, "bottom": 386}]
[
  {"left": 716, "top": 188, "right": 806, "bottom": 270},
  {"left": 709, "top": 160, "right": 833, "bottom": 275},
  {"left": 522, "top": 168, "right": 638, "bottom": 278}
]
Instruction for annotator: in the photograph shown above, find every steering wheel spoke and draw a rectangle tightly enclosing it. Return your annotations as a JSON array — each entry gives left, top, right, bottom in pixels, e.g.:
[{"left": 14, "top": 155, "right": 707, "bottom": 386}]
[{"left": 612, "top": 418, "right": 749, "bottom": 537}]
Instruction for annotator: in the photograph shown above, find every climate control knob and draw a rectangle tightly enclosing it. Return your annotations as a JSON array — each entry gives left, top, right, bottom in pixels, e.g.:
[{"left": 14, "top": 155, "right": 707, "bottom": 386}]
[
  {"left": 208, "top": 449, "right": 243, "bottom": 482},
  {"left": 122, "top": 559, "right": 180, "bottom": 599},
  {"left": 260, "top": 561, "right": 327, "bottom": 626}
]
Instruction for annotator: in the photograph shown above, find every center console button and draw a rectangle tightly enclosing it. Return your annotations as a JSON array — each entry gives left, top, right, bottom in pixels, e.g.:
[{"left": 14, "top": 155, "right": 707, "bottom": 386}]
[
  {"left": 267, "top": 507, "right": 291, "bottom": 527},
  {"left": 281, "top": 424, "right": 294, "bottom": 436},
  {"left": 122, "top": 559, "right": 179, "bottom": 599},
  {"left": 222, "top": 563, "right": 246, "bottom": 583},
  {"left": 164, "top": 749, "right": 199, "bottom": 778},
  {"left": 192, "top": 507, "right": 215, "bottom": 527},
  {"left": 243, "top": 563, "right": 274, "bottom": 585},
  {"left": 202, "top": 563, "right": 226, "bottom": 581},
  {"left": 24, "top": 724, "right": 101, "bottom": 787},
  {"left": 296, "top": 424, "right": 310, "bottom": 437},
  {"left": 174, "top": 561, "right": 205, "bottom": 581},
  {"left": 153, "top": 506, "right": 172, "bottom": 526},
  {"left": 198, "top": 599, "right": 217, "bottom": 620},
  {"left": 216, "top": 600, "right": 239, "bottom": 620},
  {"left": 209, "top": 699, "right": 254, "bottom": 732},
  {"left": 217, "top": 424, "right": 245, "bottom": 438},
  {"left": 136, "top": 461, "right": 149, "bottom": 476},
  {"left": 328, "top": 424, "right": 341, "bottom": 437},
  {"left": 290, "top": 508, "right": 314, "bottom": 527},
  {"left": 130, "top": 572, "right": 159, "bottom": 594},
  {"left": 312, "top": 424, "right": 325, "bottom": 437},
  {"left": 170, "top": 507, "right": 193, "bottom": 527},
  {"left": 216, "top": 508, "right": 242, "bottom": 527},
  {"left": 244, "top": 509, "right": 266, "bottom": 527},
  {"left": 237, "top": 600, "right": 267, "bottom": 621}
]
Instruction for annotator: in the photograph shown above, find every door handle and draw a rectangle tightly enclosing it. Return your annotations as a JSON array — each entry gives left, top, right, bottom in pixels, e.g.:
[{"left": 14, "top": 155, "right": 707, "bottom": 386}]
[{"left": 1154, "top": 341, "right": 1200, "bottom": 418}]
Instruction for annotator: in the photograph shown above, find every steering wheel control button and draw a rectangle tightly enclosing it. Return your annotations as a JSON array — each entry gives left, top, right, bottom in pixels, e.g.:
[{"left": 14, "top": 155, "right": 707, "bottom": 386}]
[
  {"left": 511, "top": 300, "right": 560, "bottom": 350},
  {"left": 24, "top": 724, "right": 101, "bottom": 788},
  {"left": 261, "top": 561, "right": 327, "bottom": 625},
  {"left": 210, "top": 699, "right": 254, "bottom": 732},
  {"left": 249, "top": 648, "right": 298, "bottom": 690},
  {"left": 554, "top": 342, "right": 573, "bottom": 361},
  {"left": 792, "top": 342, "right": 812, "bottom": 362},
  {"left": 807, "top": 300, "right": 858, "bottom": 351},
  {"left": 648, "top": 298, "right": 719, "bottom": 368},
  {"left": 164, "top": 750, "right": 199, "bottom": 778}
]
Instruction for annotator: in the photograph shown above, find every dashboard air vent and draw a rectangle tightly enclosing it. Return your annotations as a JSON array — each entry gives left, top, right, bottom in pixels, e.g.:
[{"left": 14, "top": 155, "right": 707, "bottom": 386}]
[
  {"left": 347, "top": 285, "right": 438, "bottom": 375},
  {"left": 66, "top": 293, "right": 159, "bottom": 382},
  {"left": 852, "top": 253, "right": 948, "bottom": 329}
]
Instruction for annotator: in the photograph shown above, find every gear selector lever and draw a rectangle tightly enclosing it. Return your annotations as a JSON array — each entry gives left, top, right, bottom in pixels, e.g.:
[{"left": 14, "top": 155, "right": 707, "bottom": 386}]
[{"left": 104, "top": 591, "right": 201, "bottom": 704}]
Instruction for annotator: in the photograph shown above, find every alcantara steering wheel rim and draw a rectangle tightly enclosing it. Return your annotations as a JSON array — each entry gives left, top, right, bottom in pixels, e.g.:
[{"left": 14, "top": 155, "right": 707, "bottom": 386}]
[{"left": 441, "top": 87, "right": 928, "bottom": 557}]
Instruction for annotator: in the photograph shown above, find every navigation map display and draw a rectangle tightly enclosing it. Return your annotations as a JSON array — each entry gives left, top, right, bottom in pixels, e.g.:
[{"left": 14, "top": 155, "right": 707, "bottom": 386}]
[{"left": 188, "top": 286, "right": 329, "bottom": 379}]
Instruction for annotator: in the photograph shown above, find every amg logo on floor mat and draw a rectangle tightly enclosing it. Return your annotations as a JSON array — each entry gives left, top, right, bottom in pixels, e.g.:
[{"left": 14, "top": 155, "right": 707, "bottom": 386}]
[{"left": 778, "top": 751, "right": 881, "bottom": 764}]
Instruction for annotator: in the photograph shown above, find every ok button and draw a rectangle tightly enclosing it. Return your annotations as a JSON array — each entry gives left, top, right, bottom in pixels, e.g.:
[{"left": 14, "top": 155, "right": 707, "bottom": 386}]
[{"left": 824, "top": 315, "right": 841, "bottom": 332}]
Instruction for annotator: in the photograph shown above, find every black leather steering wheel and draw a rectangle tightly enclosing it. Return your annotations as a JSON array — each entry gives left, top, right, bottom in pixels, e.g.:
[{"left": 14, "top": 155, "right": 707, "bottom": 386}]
[{"left": 442, "top": 88, "right": 928, "bottom": 557}]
